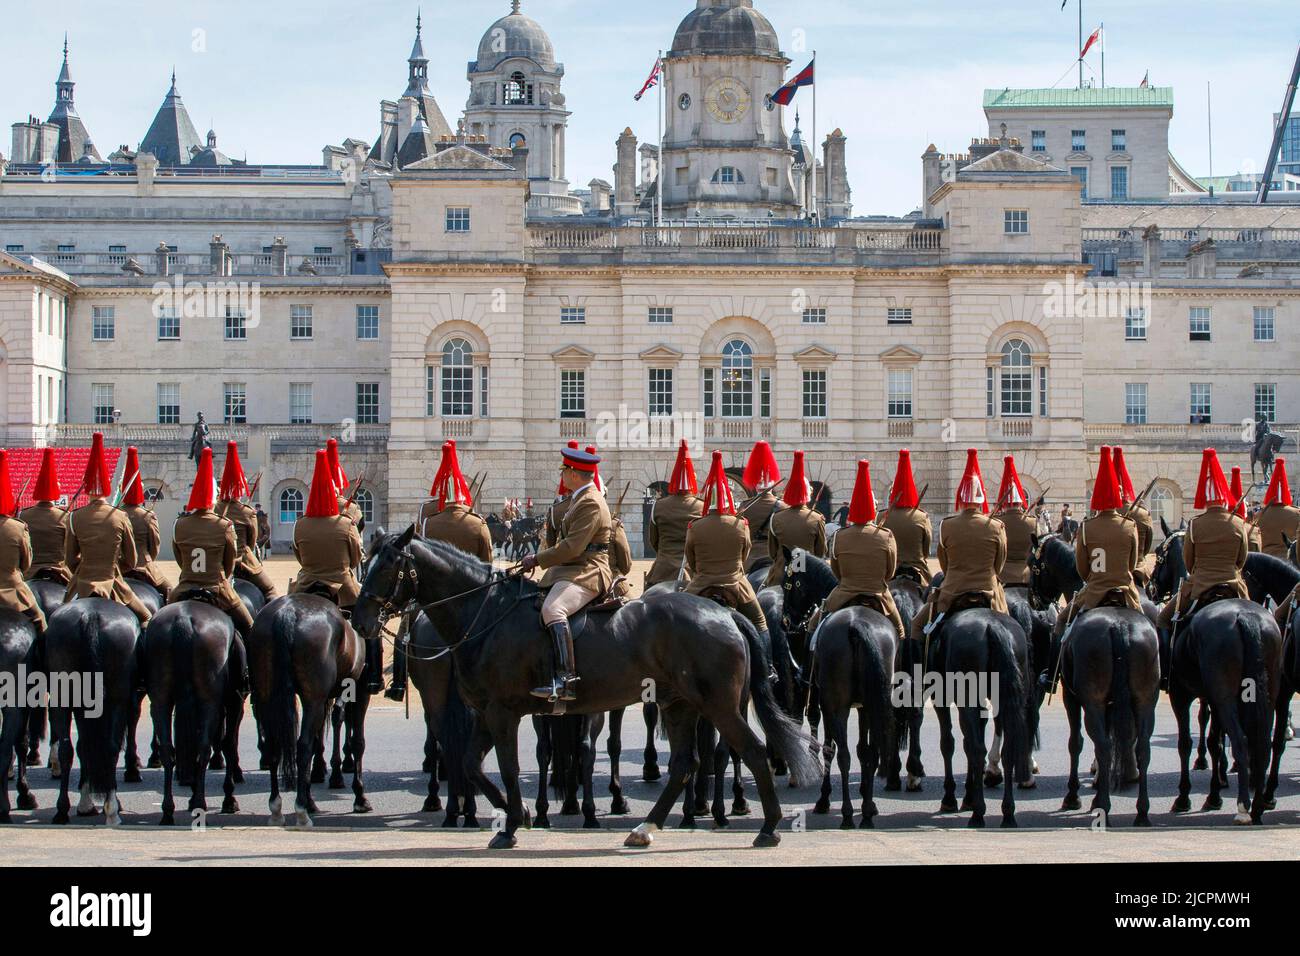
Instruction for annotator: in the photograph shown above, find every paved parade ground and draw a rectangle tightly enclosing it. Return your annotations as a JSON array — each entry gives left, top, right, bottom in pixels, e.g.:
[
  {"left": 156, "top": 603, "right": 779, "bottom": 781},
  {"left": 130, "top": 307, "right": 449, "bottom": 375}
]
[{"left": 8, "top": 557, "right": 1300, "bottom": 866}]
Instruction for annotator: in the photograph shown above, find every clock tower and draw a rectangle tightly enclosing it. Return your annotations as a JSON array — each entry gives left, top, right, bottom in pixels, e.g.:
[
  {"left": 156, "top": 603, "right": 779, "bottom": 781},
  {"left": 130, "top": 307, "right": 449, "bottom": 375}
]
[{"left": 662, "top": 0, "right": 800, "bottom": 219}]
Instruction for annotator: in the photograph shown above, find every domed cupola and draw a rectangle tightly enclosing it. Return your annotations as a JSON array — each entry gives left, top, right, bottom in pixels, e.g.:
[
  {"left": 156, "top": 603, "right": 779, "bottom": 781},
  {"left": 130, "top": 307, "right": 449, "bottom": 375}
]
[
  {"left": 474, "top": 0, "right": 557, "bottom": 72},
  {"left": 670, "top": 0, "right": 780, "bottom": 57}
]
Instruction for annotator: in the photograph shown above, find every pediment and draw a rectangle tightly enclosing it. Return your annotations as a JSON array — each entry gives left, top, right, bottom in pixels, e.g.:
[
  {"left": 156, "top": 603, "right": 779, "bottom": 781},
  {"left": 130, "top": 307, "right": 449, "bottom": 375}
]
[
  {"left": 793, "top": 344, "right": 838, "bottom": 364},
  {"left": 402, "top": 144, "right": 516, "bottom": 172},
  {"left": 551, "top": 344, "right": 595, "bottom": 363},
  {"left": 639, "top": 344, "right": 683, "bottom": 362},
  {"left": 879, "top": 345, "right": 923, "bottom": 363}
]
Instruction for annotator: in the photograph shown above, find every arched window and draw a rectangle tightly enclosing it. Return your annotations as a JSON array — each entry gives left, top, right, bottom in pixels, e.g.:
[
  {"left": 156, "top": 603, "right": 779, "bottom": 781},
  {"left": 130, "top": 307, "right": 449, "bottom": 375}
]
[
  {"left": 440, "top": 338, "right": 474, "bottom": 417},
  {"left": 1000, "top": 339, "right": 1033, "bottom": 417},
  {"left": 355, "top": 488, "right": 375, "bottom": 526},
  {"left": 712, "top": 166, "right": 744, "bottom": 184},
  {"left": 721, "top": 339, "right": 754, "bottom": 418},
  {"left": 1150, "top": 486, "right": 1176, "bottom": 536},
  {"left": 279, "top": 487, "right": 304, "bottom": 525},
  {"left": 504, "top": 72, "right": 532, "bottom": 105},
  {"left": 509, "top": 132, "right": 527, "bottom": 149}
]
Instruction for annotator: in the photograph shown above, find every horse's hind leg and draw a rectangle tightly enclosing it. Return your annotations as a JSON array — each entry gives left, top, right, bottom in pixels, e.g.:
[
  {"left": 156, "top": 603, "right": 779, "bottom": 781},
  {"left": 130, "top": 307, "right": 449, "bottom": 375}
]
[
  {"left": 153, "top": 700, "right": 177, "bottom": 825},
  {"left": 579, "top": 716, "right": 599, "bottom": 829},
  {"left": 958, "top": 707, "right": 988, "bottom": 827},
  {"left": 51, "top": 708, "right": 74, "bottom": 825},
  {"left": 533, "top": 717, "right": 552, "bottom": 828},
  {"left": 1083, "top": 701, "right": 1111, "bottom": 827},
  {"left": 15, "top": 709, "right": 35, "bottom": 812},
  {"left": 1170, "top": 689, "right": 1194, "bottom": 814},
  {"left": 827, "top": 708, "right": 853, "bottom": 828},
  {"left": 682, "top": 719, "right": 714, "bottom": 827},
  {"left": 220, "top": 694, "right": 241, "bottom": 815},
  {"left": 1205, "top": 722, "right": 1225, "bottom": 812},
  {"left": 295, "top": 700, "right": 327, "bottom": 826},
  {"left": 713, "top": 709, "right": 785, "bottom": 848},
  {"left": 626, "top": 705, "right": 698, "bottom": 848},
  {"left": 730, "top": 750, "right": 748, "bottom": 816},
  {"left": 25, "top": 702, "right": 45, "bottom": 766},
  {"left": 607, "top": 708, "right": 629, "bottom": 815},
  {"left": 709, "top": 735, "right": 730, "bottom": 827},
  {"left": 857, "top": 708, "right": 880, "bottom": 827},
  {"left": 1062, "top": 689, "right": 1084, "bottom": 812},
  {"left": 1194, "top": 699, "right": 1211, "bottom": 770},
  {"left": 328, "top": 701, "right": 346, "bottom": 790},
  {"left": 935, "top": 703, "right": 958, "bottom": 814},
  {"left": 348, "top": 693, "right": 371, "bottom": 813},
  {"left": 1134, "top": 697, "right": 1155, "bottom": 827},
  {"left": 121, "top": 689, "right": 145, "bottom": 783},
  {"left": 191, "top": 699, "right": 220, "bottom": 817},
  {"left": 641, "top": 701, "right": 661, "bottom": 781},
  {"left": 1215, "top": 702, "right": 1254, "bottom": 825}
]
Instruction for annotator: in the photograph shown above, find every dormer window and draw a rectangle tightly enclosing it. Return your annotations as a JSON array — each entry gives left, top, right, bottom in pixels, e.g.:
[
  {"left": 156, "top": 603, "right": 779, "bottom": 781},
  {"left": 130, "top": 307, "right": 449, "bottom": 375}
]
[
  {"left": 504, "top": 72, "right": 533, "bottom": 106},
  {"left": 712, "top": 166, "right": 744, "bottom": 185}
]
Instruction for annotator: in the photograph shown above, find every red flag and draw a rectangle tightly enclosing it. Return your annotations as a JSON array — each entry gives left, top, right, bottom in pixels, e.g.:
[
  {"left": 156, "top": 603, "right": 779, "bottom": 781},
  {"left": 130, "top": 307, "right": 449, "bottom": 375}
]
[
  {"left": 1080, "top": 26, "right": 1102, "bottom": 59},
  {"left": 770, "top": 59, "right": 815, "bottom": 107},
  {"left": 634, "top": 58, "right": 662, "bottom": 101}
]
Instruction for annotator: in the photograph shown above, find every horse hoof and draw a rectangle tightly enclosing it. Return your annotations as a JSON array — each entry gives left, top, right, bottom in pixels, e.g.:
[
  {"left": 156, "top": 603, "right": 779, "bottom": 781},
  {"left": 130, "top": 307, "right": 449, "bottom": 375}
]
[
  {"left": 1061, "top": 796, "right": 1082, "bottom": 811},
  {"left": 17, "top": 793, "right": 37, "bottom": 811},
  {"left": 1017, "top": 779, "right": 1037, "bottom": 791},
  {"left": 583, "top": 818, "right": 600, "bottom": 830},
  {"left": 1201, "top": 796, "right": 1222, "bottom": 812},
  {"left": 1233, "top": 812, "right": 1252, "bottom": 826},
  {"left": 983, "top": 770, "right": 1003, "bottom": 788},
  {"left": 731, "top": 801, "right": 750, "bottom": 817},
  {"left": 968, "top": 816, "right": 986, "bottom": 829},
  {"left": 353, "top": 798, "right": 372, "bottom": 814},
  {"left": 1264, "top": 797, "right": 1278, "bottom": 811},
  {"left": 160, "top": 813, "right": 174, "bottom": 826},
  {"left": 812, "top": 799, "right": 830, "bottom": 815},
  {"left": 624, "top": 828, "right": 653, "bottom": 848},
  {"left": 713, "top": 816, "right": 729, "bottom": 829},
  {"left": 752, "top": 831, "right": 780, "bottom": 848},
  {"left": 562, "top": 802, "right": 582, "bottom": 817},
  {"left": 295, "top": 810, "right": 313, "bottom": 828},
  {"left": 328, "top": 773, "right": 346, "bottom": 791},
  {"left": 442, "top": 816, "right": 459, "bottom": 828},
  {"left": 488, "top": 832, "right": 518, "bottom": 850},
  {"left": 221, "top": 799, "right": 239, "bottom": 815},
  {"left": 422, "top": 797, "right": 442, "bottom": 814},
  {"left": 840, "top": 817, "right": 856, "bottom": 830},
  {"left": 609, "top": 798, "right": 630, "bottom": 816},
  {"left": 859, "top": 815, "right": 875, "bottom": 830},
  {"left": 1001, "top": 816, "right": 1018, "bottom": 829},
  {"left": 1171, "top": 796, "right": 1191, "bottom": 814},
  {"left": 53, "top": 810, "right": 69, "bottom": 825},
  {"left": 464, "top": 816, "right": 480, "bottom": 829},
  {"left": 906, "top": 775, "right": 923, "bottom": 793},
  {"left": 123, "top": 767, "right": 142, "bottom": 784},
  {"left": 884, "top": 778, "right": 901, "bottom": 793},
  {"left": 535, "top": 815, "right": 551, "bottom": 829},
  {"left": 147, "top": 756, "right": 162, "bottom": 770},
  {"left": 76, "top": 807, "right": 99, "bottom": 817},
  {"left": 0, "top": 811, "right": 10, "bottom": 824},
  {"left": 772, "top": 763, "right": 788, "bottom": 778},
  {"left": 1192, "top": 756, "right": 1208, "bottom": 771},
  {"left": 642, "top": 765, "right": 661, "bottom": 783},
  {"left": 960, "top": 797, "right": 974, "bottom": 812},
  {"left": 1134, "top": 815, "right": 1151, "bottom": 828},
  {"left": 679, "top": 818, "right": 696, "bottom": 830},
  {"left": 939, "top": 798, "right": 959, "bottom": 814}
]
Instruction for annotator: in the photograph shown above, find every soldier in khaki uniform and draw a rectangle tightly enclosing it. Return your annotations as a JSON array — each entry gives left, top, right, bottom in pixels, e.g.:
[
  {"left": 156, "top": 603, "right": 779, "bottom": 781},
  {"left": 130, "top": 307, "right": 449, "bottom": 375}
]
[
  {"left": 644, "top": 440, "right": 704, "bottom": 588},
  {"left": 120, "top": 447, "right": 171, "bottom": 599},
  {"left": 1230, "top": 467, "right": 1262, "bottom": 553},
  {"left": 1257, "top": 459, "right": 1299, "bottom": 559},
  {"left": 765, "top": 450, "right": 828, "bottom": 587},
  {"left": 63, "top": 432, "right": 152, "bottom": 626},
  {"left": 215, "top": 441, "right": 278, "bottom": 601},
  {"left": 169, "top": 448, "right": 252, "bottom": 693},
  {"left": 520, "top": 445, "right": 613, "bottom": 702},
  {"left": 20, "top": 447, "right": 72, "bottom": 585},
  {"left": 1113, "top": 447, "right": 1157, "bottom": 586},
  {"left": 881, "top": 449, "right": 932, "bottom": 586},
  {"left": 609, "top": 511, "right": 634, "bottom": 600},
  {"left": 910, "top": 449, "right": 1009, "bottom": 642},
  {"left": 992, "top": 455, "right": 1037, "bottom": 588},
  {"left": 738, "top": 440, "right": 782, "bottom": 573},
  {"left": 0, "top": 451, "right": 46, "bottom": 634},
  {"left": 327, "top": 438, "right": 365, "bottom": 532}
]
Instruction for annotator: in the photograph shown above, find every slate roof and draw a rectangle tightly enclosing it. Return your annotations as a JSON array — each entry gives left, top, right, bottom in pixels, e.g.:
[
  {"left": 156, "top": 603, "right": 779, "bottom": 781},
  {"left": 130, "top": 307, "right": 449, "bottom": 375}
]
[
  {"left": 139, "top": 74, "right": 204, "bottom": 166},
  {"left": 983, "top": 87, "right": 1174, "bottom": 110}
]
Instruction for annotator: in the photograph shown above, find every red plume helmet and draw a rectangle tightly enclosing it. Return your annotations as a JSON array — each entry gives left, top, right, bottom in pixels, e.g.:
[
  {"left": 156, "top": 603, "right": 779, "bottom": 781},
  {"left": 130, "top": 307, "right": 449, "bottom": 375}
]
[
  {"left": 219, "top": 441, "right": 250, "bottom": 502},
  {"left": 996, "top": 456, "right": 1028, "bottom": 511},
  {"left": 306, "top": 450, "right": 341, "bottom": 518},
  {"left": 1230, "top": 467, "right": 1247, "bottom": 519},
  {"left": 701, "top": 451, "right": 736, "bottom": 517},
  {"left": 326, "top": 438, "right": 348, "bottom": 494},
  {"left": 954, "top": 449, "right": 988, "bottom": 513},
  {"left": 1090, "top": 446, "right": 1124, "bottom": 512},
  {"left": 186, "top": 447, "right": 216, "bottom": 511},
  {"left": 122, "top": 446, "right": 146, "bottom": 507},
  {"left": 1193, "top": 449, "right": 1232, "bottom": 510},
  {"left": 33, "top": 447, "right": 61, "bottom": 503},
  {"left": 742, "top": 441, "right": 781, "bottom": 492},
  {"left": 1112, "top": 447, "right": 1137, "bottom": 505},
  {"left": 0, "top": 451, "right": 16, "bottom": 518},
  {"left": 586, "top": 445, "right": 605, "bottom": 495},
  {"left": 668, "top": 440, "right": 698, "bottom": 496},
  {"left": 847, "top": 460, "right": 877, "bottom": 526},
  {"left": 82, "top": 432, "right": 112, "bottom": 498},
  {"left": 783, "top": 451, "right": 812, "bottom": 507},
  {"left": 889, "top": 449, "right": 920, "bottom": 509},
  {"left": 1265, "top": 458, "right": 1293, "bottom": 507},
  {"left": 432, "top": 441, "right": 472, "bottom": 512}
]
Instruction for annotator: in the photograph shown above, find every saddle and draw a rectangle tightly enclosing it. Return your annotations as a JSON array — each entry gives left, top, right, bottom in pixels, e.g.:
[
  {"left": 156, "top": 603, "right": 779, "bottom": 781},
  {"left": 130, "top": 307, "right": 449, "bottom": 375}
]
[
  {"left": 171, "top": 586, "right": 226, "bottom": 610},
  {"left": 893, "top": 566, "right": 927, "bottom": 588},
  {"left": 700, "top": 586, "right": 740, "bottom": 610},
  {"left": 1097, "top": 587, "right": 1132, "bottom": 610},
  {"left": 844, "top": 593, "right": 889, "bottom": 617},
  {"left": 299, "top": 580, "right": 341, "bottom": 604},
  {"left": 948, "top": 591, "right": 993, "bottom": 615}
]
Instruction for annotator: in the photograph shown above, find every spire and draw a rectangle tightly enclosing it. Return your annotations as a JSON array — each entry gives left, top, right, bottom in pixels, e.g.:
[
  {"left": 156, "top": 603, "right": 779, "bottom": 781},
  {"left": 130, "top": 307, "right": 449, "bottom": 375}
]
[
  {"left": 405, "top": 9, "right": 429, "bottom": 97},
  {"left": 48, "top": 35, "right": 99, "bottom": 164},
  {"left": 140, "top": 70, "right": 204, "bottom": 165}
]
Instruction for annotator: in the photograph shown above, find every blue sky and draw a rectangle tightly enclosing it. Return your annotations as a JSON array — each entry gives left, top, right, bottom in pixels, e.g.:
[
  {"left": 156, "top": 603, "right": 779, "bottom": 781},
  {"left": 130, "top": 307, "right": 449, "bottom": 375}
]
[{"left": 2, "top": 0, "right": 1296, "bottom": 215}]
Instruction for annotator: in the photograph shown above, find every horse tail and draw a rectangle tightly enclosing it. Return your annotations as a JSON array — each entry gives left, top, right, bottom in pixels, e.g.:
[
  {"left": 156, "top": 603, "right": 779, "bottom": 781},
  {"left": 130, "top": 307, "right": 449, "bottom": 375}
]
[
  {"left": 1237, "top": 611, "right": 1273, "bottom": 790},
  {"left": 733, "top": 612, "right": 822, "bottom": 785},
  {"left": 987, "top": 619, "right": 1027, "bottom": 782},
  {"left": 172, "top": 613, "right": 199, "bottom": 781},
  {"left": 854, "top": 615, "right": 895, "bottom": 768},
  {"left": 1107, "top": 617, "right": 1135, "bottom": 787},
  {"left": 266, "top": 606, "right": 300, "bottom": 790},
  {"left": 76, "top": 608, "right": 115, "bottom": 795}
]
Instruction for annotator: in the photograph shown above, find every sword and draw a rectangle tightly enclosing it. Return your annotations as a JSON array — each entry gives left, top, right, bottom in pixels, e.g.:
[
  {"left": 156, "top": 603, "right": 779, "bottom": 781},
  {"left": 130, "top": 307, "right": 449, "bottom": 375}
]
[
  {"left": 614, "top": 481, "right": 632, "bottom": 517},
  {"left": 244, "top": 470, "right": 263, "bottom": 503},
  {"left": 738, "top": 479, "right": 788, "bottom": 516}
]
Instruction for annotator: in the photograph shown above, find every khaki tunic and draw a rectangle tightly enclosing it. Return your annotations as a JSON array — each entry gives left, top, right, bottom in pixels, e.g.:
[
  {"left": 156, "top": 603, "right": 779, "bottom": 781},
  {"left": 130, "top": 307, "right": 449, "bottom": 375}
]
[
  {"left": 63, "top": 499, "right": 151, "bottom": 622},
  {"left": 1128, "top": 504, "right": 1157, "bottom": 583},
  {"left": 290, "top": 515, "right": 363, "bottom": 607},
  {"left": 421, "top": 503, "right": 494, "bottom": 562},
  {"left": 0, "top": 516, "right": 45, "bottom": 631},
  {"left": 685, "top": 513, "right": 759, "bottom": 611},
  {"left": 215, "top": 499, "right": 276, "bottom": 594},
  {"left": 610, "top": 516, "right": 633, "bottom": 598},
  {"left": 825, "top": 522, "right": 904, "bottom": 637},
  {"left": 1258, "top": 504, "right": 1300, "bottom": 560},
  {"left": 882, "top": 507, "right": 933, "bottom": 585},
  {"left": 739, "top": 491, "right": 780, "bottom": 571},
  {"left": 338, "top": 496, "right": 364, "bottom": 529},
  {"left": 1184, "top": 508, "right": 1250, "bottom": 605},
  {"left": 645, "top": 493, "right": 704, "bottom": 587},
  {"left": 544, "top": 496, "right": 571, "bottom": 550},
  {"left": 124, "top": 505, "right": 172, "bottom": 593},
  {"left": 935, "top": 510, "right": 1008, "bottom": 616},
  {"left": 536, "top": 485, "right": 613, "bottom": 595},
  {"left": 20, "top": 502, "right": 71, "bottom": 583},
  {"left": 169, "top": 510, "right": 253, "bottom": 631},
  {"left": 1070, "top": 511, "right": 1143, "bottom": 615},
  {"left": 765, "top": 505, "right": 828, "bottom": 587},
  {"left": 994, "top": 508, "right": 1038, "bottom": 586}
]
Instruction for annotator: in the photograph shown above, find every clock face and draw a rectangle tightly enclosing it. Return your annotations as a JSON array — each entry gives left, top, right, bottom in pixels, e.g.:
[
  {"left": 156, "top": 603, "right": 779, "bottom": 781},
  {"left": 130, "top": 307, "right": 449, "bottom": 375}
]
[{"left": 704, "top": 77, "right": 751, "bottom": 124}]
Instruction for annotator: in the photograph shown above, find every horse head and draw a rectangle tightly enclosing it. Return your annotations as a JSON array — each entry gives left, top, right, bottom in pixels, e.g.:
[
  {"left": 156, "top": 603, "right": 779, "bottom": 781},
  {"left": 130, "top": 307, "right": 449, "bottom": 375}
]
[
  {"left": 1149, "top": 529, "right": 1186, "bottom": 603},
  {"left": 352, "top": 525, "right": 420, "bottom": 639},
  {"left": 1026, "top": 533, "right": 1079, "bottom": 608},
  {"left": 779, "top": 547, "right": 836, "bottom": 634}
]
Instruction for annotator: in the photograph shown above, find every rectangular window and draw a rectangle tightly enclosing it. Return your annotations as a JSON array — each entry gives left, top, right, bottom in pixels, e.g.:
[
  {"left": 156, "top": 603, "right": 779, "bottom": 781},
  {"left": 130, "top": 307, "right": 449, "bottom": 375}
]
[
  {"left": 1004, "top": 209, "right": 1029, "bottom": 235},
  {"left": 1125, "top": 383, "right": 1147, "bottom": 424},
  {"left": 1085, "top": 251, "right": 1117, "bottom": 277},
  {"left": 425, "top": 366, "right": 436, "bottom": 417},
  {"left": 440, "top": 361, "right": 473, "bottom": 417},
  {"left": 356, "top": 305, "right": 380, "bottom": 340},
  {"left": 4, "top": 245, "right": 22, "bottom": 253},
  {"left": 224, "top": 307, "right": 247, "bottom": 341},
  {"left": 479, "top": 366, "right": 490, "bottom": 418},
  {"left": 702, "top": 368, "right": 715, "bottom": 419},
  {"left": 1031, "top": 130, "right": 1046, "bottom": 152},
  {"left": 1256, "top": 383, "right": 1277, "bottom": 424},
  {"left": 560, "top": 307, "right": 586, "bottom": 325},
  {"left": 1125, "top": 308, "right": 1148, "bottom": 340},
  {"left": 887, "top": 308, "right": 913, "bottom": 325},
  {"left": 290, "top": 305, "right": 313, "bottom": 340},
  {"left": 356, "top": 382, "right": 380, "bottom": 424},
  {"left": 1189, "top": 307, "right": 1212, "bottom": 342},
  {"left": 92, "top": 384, "right": 114, "bottom": 425},
  {"left": 223, "top": 383, "right": 247, "bottom": 424},
  {"left": 1071, "top": 129, "right": 1086, "bottom": 152},
  {"left": 649, "top": 307, "right": 673, "bottom": 325},
  {"left": 986, "top": 367, "right": 995, "bottom": 418},
  {"left": 759, "top": 368, "right": 772, "bottom": 419},
  {"left": 157, "top": 383, "right": 180, "bottom": 425},
  {"left": 1190, "top": 383, "right": 1212, "bottom": 423},
  {"left": 1111, "top": 129, "right": 1127, "bottom": 152},
  {"left": 1039, "top": 366, "right": 1049, "bottom": 417},
  {"left": 1110, "top": 166, "right": 1129, "bottom": 200},
  {"left": 91, "top": 306, "right": 115, "bottom": 341},
  {"left": 1071, "top": 166, "right": 1089, "bottom": 199},
  {"left": 1254, "top": 306, "right": 1276, "bottom": 342},
  {"left": 801, "top": 370, "right": 827, "bottom": 419},
  {"left": 157, "top": 308, "right": 180, "bottom": 341},
  {"left": 1002, "top": 367, "right": 1033, "bottom": 417},
  {"left": 887, "top": 369, "right": 914, "bottom": 419},
  {"left": 289, "top": 383, "right": 313, "bottom": 424},
  {"left": 313, "top": 246, "right": 334, "bottom": 256},
  {"left": 648, "top": 369, "right": 673, "bottom": 417},
  {"left": 559, "top": 370, "right": 586, "bottom": 419},
  {"left": 445, "top": 207, "right": 471, "bottom": 233},
  {"left": 802, "top": 308, "right": 827, "bottom": 325}
]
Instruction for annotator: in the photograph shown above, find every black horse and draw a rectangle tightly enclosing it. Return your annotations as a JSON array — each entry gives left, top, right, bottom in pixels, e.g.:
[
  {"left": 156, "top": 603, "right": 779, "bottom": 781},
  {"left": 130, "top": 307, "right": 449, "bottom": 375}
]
[
  {"left": 24, "top": 577, "right": 68, "bottom": 770},
  {"left": 44, "top": 599, "right": 141, "bottom": 825},
  {"left": 1265, "top": 608, "right": 1300, "bottom": 811},
  {"left": 248, "top": 594, "right": 371, "bottom": 826},
  {"left": 0, "top": 609, "right": 38, "bottom": 821},
  {"left": 888, "top": 573, "right": 928, "bottom": 792},
  {"left": 997, "top": 585, "right": 1053, "bottom": 788},
  {"left": 143, "top": 601, "right": 243, "bottom": 824},
  {"left": 352, "top": 530, "right": 821, "bottom": 849}
]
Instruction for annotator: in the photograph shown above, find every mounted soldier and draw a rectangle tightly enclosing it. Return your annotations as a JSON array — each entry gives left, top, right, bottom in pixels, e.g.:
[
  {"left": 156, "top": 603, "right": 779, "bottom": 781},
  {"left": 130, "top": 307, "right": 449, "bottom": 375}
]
[
  {"left": 1113, "top": 447, "right": 1157, "bottom": 587},
  {"left": 543, "top": 440, "right": 582, "bottom": 552},
  {"left": 20, "top": 447, "right": 72, "bottom": 585},
  {"left": 215, "top": 440, "right": 278, "bottom": 601},
  {"left": 188, "top": 412, "right": 210, "bottom": 464},
  {"left": 764, "top": 450, "right": 827, "bottom": 588},
  {"left": 1230, "top": 466, "right": 1262, "bottom": 552},
  {"left": 881, "top": 448, "right": 932, "bottom": 587},
  {"left": 63, "top": 432, "right": 152, "bottom": 626},
  {"left": 816, "top": 460, "right": 905, "bottom": 640},
  {"left": 520, "top": 443, "right": 613, "bottom": 703},
  {"left": 327, "top": 438, "right": 365, "bottom": 532},
  {"left": 739, "top": 440, "right": 782, "bottom": 573},
  {"left": 1251, "top": 415, "right": 1285, "bottom": 484},
  {"left": 168, "top": 446, "right": 252, "bottom": 695},
  {"left": 0, "top": 450, "right": 47, "bottom": 635},
  {"left": 1257, "top": 458, "right": 1299, "bottom": 559},
  {"left": 644, "top": 439, "right": 703, "bottom": 589},
  {"left": 120, "top": 446, "right": 172, "bottom": 599},
  {"left": 910, "top": 449, "right": 1009, "bottom": 643},
  {"left": 992, "top": 455, "right": 1036, "bottom": 588}
]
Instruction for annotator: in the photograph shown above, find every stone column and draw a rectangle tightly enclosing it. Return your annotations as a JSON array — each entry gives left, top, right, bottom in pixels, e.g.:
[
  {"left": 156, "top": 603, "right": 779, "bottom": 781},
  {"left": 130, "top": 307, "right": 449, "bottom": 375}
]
[
  {"left": 270, "top": 237, "right": 288, "bottom": 276},
  {"left": 614, "top": 128, "right": 638, "bottom": 217}
]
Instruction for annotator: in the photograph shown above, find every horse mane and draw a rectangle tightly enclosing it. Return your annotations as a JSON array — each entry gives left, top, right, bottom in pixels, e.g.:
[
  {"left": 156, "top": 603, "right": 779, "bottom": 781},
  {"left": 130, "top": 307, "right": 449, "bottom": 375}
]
[
  {"left": 794, "top": 549, "right": 838, "bottom": 593},
  {"left": 1245, "top": 552, "right": 1300, "bottom": 591}
]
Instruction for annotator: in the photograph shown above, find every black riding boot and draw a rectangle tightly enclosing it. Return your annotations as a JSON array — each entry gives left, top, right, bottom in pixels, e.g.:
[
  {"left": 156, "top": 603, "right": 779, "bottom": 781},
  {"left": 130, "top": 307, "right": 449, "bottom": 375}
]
[
  {"left": 1038, "top": 614, "right": 1067, "bottom": 694},
  {"left": 229, "top": 633, "right": 251, "bottom": 700},
  {"left": 531, "top": 621, "right": 578, "bottom": 703},
  {"left": 385, "top": 614, "right": 411, "bottom": 702},
  {"left": 364, "top": 636, "right": 385, "bottom": 695},
  {"left": 1158, "top": 625, "right": 1173, "bottom": 692}
]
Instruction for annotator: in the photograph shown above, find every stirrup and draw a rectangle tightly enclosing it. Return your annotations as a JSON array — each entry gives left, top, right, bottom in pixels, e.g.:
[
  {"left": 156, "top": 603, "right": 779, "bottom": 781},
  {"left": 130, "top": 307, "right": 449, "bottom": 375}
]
[{"left": 531, "top": 679, "right": 563, "bottom": 702}]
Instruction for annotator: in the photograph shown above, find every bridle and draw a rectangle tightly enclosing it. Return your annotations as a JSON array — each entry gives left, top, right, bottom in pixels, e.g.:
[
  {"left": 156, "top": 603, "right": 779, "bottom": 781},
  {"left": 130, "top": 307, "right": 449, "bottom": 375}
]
[{"left": 1148, "top": 530, "right": 1186, "bottom": 603}]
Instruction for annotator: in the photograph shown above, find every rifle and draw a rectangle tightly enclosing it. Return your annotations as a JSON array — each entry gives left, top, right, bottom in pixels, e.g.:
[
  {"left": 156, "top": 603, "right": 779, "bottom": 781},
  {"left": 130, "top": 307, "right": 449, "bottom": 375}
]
[
  {"left": 346, "top": 473, "right": 369, "bottom": 507},
  {"left": 1030, "top": 487, "right": 1051, "bottom": 512},
  {"left": 613, "top": 481, "right": 632, "bottom": 518},
  {"left": 737, "top": 479, "right": 788, "bottom": 516},
  {"left": 15, "top": 476, "right": 32, "bottom": 511},
  {"left": 244, "top": 470, "right": 263, "bottom": 503},
  {"left": 1121, "top": 476, "right": 1161, "bottom": 521}
]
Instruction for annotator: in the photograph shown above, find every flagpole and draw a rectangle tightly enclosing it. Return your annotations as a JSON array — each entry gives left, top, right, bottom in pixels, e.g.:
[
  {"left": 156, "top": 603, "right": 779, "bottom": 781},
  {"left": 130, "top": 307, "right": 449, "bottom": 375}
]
[
  {"left": 657, "top": 50, "right": 664, "bottom": 227},
  {"left": 1101, "top": 22, "right": 1105, "bottom": 88},
  {"left": 811, "top": 50, "right": 818, "bottom": 223},
  {"left": 1078, "top": 0, "right": 1084, "bottom": 88}
]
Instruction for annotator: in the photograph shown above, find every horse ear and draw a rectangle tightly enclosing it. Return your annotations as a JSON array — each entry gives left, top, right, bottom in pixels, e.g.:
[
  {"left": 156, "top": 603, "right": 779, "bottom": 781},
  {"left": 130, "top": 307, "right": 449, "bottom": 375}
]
[
  {"left": 1160, "top": 516, "right": 1173, "bottom": 539},
  {"left": 782, "top": 545, "right": 794, "bottom": 567},
  {"left": 397, "top": 523, "right": 416, "bottom": 548}
]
